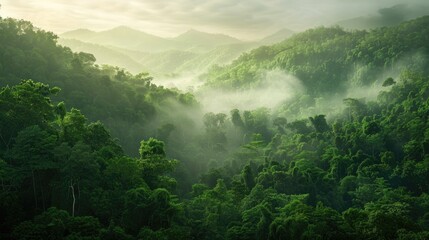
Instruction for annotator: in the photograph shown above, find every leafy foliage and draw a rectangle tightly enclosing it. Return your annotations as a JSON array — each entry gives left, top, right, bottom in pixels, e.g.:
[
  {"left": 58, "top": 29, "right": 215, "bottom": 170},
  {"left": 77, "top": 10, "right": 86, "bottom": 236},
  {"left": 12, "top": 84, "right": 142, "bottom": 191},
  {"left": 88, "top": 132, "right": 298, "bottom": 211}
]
[
  {"left": 2, "top": 15, "right": 429, "bottom": 240},
  {"left": 0, "top": 18, "right": 197, "bottom": 155},
  {"left": 203, "top": 16, "right": 429, "bottom": 95}
]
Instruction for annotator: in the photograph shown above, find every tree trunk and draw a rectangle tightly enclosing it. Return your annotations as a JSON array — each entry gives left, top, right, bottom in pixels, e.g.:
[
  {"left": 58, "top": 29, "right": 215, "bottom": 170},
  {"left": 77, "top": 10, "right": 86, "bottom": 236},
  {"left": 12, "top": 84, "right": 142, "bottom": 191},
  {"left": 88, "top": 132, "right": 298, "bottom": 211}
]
[
  {"left": 77, "top": 181, "right": 81, "bottom": 214},
  {"left": 70, "top": 180, "right": 76, "bottom": 217},
  {"left": 243, "top": 133, "right": 247, "bottom": 145},
  {"left": 41, "top": 180, "right": 46, "bottom": 211},
  {"left": 32, "top": 169, "right": 38, "bottom": 210},
  {"left": 0, "top": 134, "right": 11, "bottom": 153}
]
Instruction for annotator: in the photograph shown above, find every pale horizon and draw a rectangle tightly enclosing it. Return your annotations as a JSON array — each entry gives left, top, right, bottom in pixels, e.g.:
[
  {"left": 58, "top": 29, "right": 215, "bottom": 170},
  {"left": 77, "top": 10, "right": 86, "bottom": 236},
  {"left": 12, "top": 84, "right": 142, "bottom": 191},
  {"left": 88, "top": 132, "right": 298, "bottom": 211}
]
[{"left": 1, "top": 0, "right": 428, "bottom": 41}]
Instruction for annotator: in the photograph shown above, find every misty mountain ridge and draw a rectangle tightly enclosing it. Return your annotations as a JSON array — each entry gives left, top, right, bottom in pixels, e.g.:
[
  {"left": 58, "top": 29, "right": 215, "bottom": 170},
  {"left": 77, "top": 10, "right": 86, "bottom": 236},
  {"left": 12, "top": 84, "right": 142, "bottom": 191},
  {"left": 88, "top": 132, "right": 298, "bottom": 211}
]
[
  {"left": 173, "top": 29, "right": 242, "bottom": 46},
  {"left": 60, "top": 26, "right": 295, "bottom": 75},
  {"left": 61, "top": 26, "right": 246, "bottom": 53},
  {"left": 259, "top": 28, "right": 295, "bottom": 44},
  {"left": 72, "top": 26, "right": 173, "bottom": 52},
  {"left": 57, "top": 38, "right": 148, "bottom": 73},
  {"left": 336, "top": 3, "right": 429, "bottom": 29},
  {"left": 59, "top": 37, "right": 256, "bottom": 75},
  {"left": 60, "top": 28, "right": 96, "bottom": 39}
]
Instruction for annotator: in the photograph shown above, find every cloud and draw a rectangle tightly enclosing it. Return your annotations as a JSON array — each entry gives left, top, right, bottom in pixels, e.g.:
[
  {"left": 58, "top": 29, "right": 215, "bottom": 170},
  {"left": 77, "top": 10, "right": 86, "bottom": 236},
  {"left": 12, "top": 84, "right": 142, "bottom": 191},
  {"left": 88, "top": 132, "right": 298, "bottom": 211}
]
[{"left": 1, "top": 0, "right": 429, "bottom": 39}]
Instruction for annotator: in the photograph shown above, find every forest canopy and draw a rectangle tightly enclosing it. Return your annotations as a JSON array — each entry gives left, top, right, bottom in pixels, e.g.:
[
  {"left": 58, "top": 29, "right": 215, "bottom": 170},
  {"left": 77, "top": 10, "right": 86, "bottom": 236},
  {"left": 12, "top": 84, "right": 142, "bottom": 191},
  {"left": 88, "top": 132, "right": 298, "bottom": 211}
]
[{"left": 1, "top": 14, "right": 429, "bottom": 240}]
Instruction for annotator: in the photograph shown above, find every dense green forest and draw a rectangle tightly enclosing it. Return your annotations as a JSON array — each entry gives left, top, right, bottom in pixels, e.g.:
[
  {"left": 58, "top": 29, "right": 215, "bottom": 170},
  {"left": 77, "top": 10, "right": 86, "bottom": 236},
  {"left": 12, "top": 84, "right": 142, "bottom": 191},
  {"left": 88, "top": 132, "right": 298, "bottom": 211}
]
[
  {"left": 203, "top": 16, "right": 429, "bottom": 93},
  {"left": 1, "top": 14, "right": 429, "bottom": 240}
]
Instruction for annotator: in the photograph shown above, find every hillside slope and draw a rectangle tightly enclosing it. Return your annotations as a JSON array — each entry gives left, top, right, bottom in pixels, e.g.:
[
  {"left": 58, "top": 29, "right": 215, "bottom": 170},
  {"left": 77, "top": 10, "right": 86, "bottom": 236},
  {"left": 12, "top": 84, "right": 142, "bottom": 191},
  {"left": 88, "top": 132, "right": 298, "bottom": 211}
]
[
  {"left": 58, "top": 38, "right": 147, "bottom": 74},
  {"left": 2, "top": 15, "right": 429, "bottom": 240},
  {"left": 203, "top": 16, "right": 429, "bottom": 95},
  {"left": 0, "top": 18, "right": 197, "bottom": 155}
]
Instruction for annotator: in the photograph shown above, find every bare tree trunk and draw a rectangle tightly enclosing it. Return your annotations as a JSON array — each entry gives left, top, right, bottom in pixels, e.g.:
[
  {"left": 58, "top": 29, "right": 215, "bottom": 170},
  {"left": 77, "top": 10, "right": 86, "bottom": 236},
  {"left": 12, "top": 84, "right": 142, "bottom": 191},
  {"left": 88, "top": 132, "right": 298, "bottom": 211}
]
[
  {"left": 77, "top": 181, "right": 81, "bottom": 214},
  {"left": 32, "top": 169, "right": 38, "bottom": 209},
  {"left": 70, "top": 180, "right": 76, "bottom": 217},
  {"left": 0, "top": 133, "right": 11, "bottom": 153},
  {"left": 41, "top": 180, "right": 46, "bottom": 211}
]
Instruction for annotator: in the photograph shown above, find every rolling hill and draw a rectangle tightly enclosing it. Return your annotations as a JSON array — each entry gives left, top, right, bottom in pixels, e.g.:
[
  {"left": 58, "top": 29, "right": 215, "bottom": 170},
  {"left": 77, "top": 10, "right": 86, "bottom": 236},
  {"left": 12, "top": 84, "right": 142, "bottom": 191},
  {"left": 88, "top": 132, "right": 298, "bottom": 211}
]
[
  {"left": 57, "top": 38, "right": 147, "bottom": 73},
  {"left": 59, "top": 27, "right": 297, "bottom": 75},
  {"left": 259, "top": 28, "right": 295, "bottom": 45},
  {"left": 203, "top": 16, "right": 429, "bottom": 95}
]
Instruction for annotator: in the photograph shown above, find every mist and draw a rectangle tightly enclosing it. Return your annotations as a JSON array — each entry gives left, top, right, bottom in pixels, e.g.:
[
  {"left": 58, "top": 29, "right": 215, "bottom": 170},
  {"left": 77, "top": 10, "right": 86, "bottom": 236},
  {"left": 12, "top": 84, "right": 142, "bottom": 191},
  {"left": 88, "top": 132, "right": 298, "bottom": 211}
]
[
  {"left": 152, "top": 49, "right": 427, "bottom": 132},
  {"left": 152, "top": 73, "right": 205, "bottom": 93},
  {"left": 277, "top": 51, "right": 429, "bottom": 123},
  {"left": 336, "top": 3, "right": 429, "bottom": 29},
  {"left": 196, "top": 70, "right": 304, "bottom": 113},
  {"left": 2, "top": 1, "right": 429, "bottom": 238}
]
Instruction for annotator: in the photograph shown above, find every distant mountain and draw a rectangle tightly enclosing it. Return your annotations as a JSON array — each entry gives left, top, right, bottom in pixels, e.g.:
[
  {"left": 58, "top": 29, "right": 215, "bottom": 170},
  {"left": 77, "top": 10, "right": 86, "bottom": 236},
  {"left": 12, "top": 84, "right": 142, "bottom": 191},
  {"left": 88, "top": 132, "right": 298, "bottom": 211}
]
[
  {"left": 133, "top": 43, "right": 257, "bottom": 75},
  {"left": 58, "top": 38, "right": 147, "bottom": 74},
  {"left": 337, "top": 16, "right": 390, "bottom": 30},
  {"left": 106, "top": 46, "right": 148, "bottom": 63},
  {"left": 177, "top": 43, "right": 258, "bottom": 73},
  {"left": 336, "top": 4, "right": 429, "bottom": 30},
  {"left": 59, "top": 27, "right": 256, "bottom": 74},
  {"left": 58, "top": 37, "right": 255, "bottom": 75},
  {"left": 61, "top": 27, "right": 245, "bottom": 53},
  {"left": 173, "top": 29, "right": 243, "bottom": 51},
  {"left": 61, "top": 26, "right": 177, "bottom": 52},
  {"left": 59, "top": 26, "right": 307, "bottom": 75},
  {"left": 137, "top": 50, "right": 198, "bottom": 74},
  {"left": 259, "top": 28, "right": 295, "bottom": 45},
  {"left": 111, "top": 44, "right": 256, "bottom": 75},
  {"left": 60, "top": 28, "right": 96, "bottom": 40}
]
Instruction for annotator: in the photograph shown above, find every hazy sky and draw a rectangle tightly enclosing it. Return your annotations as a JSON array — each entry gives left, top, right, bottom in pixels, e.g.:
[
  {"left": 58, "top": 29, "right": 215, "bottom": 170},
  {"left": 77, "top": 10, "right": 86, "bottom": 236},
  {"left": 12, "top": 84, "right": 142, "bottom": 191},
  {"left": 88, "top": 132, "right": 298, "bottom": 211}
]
[{"left": 1, "top": 0, "right": 428, "bottom": 39}]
